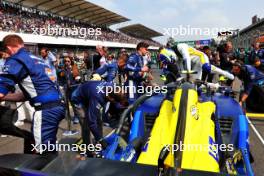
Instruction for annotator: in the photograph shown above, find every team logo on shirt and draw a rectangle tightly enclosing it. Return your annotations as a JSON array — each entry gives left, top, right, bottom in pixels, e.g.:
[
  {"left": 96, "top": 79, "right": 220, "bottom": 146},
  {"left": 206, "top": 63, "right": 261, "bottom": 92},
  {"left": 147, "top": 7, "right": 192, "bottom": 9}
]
[{"left": 45, "top": 67, "right": 56, "bottom": 82}]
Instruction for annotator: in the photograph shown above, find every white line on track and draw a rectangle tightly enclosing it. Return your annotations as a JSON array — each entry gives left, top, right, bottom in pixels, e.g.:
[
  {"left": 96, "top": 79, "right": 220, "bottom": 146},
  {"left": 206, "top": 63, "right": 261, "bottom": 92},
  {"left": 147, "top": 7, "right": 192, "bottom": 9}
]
[{"left": 247, "top": 117, "right": 264, "bottom": 146}]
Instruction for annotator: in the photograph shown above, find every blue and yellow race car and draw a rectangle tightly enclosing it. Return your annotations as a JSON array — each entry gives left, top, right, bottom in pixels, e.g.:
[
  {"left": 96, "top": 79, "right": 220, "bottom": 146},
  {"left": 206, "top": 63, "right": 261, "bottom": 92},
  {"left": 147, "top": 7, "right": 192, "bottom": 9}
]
[{"left": 102, "top": 76, "right": 254, "bottom": 176}]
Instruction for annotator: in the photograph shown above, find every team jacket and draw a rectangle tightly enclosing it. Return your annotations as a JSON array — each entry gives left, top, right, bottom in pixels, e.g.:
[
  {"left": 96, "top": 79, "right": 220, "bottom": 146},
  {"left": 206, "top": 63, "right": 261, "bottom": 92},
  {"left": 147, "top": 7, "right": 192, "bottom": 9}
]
[
  {"left": 241, "top": 65, "right": 264, "bottom": 94},
  {"left": 125, "top": 52, "right": 144, "bottom": 81},
  {"left": 71, "top": 81, "right": 113, "bottom": 140},
  {"left": 0, "top": 48, "right": 61, "bottom": 107},
  {"left": 96, "top": 61, "right": 118, "bottom": 82}
]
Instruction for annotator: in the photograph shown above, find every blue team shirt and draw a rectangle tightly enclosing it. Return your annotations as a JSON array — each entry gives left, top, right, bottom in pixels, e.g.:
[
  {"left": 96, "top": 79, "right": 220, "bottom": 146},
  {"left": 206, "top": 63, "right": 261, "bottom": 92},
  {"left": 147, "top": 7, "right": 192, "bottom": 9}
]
[
  {"left": 0, "top": 48, "right": 60, "bottom": 106},
  {"left": 243, "top": 65, "right": 264, "bottom": 94}
]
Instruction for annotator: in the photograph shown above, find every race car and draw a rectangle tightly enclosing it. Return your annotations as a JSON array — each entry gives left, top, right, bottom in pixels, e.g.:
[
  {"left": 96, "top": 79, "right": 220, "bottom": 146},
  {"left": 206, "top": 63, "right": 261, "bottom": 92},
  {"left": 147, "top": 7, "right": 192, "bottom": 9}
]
[{"left": 101, "top": 72, "right": 254, "bottom": 176}]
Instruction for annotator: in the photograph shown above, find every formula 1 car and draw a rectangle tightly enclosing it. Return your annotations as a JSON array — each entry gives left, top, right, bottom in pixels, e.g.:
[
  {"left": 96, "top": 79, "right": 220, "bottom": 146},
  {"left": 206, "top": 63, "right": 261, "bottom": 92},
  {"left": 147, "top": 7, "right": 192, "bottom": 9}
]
[{"left": 101, "top": 73, "right": 254, "bottom": 176}]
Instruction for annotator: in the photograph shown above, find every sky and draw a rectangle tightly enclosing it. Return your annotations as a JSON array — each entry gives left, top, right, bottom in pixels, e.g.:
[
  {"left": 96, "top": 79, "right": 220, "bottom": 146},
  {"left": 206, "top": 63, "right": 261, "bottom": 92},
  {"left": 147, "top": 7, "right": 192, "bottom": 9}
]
[{"left": 89, "top": 0, "right": 264, "bottom": 44}]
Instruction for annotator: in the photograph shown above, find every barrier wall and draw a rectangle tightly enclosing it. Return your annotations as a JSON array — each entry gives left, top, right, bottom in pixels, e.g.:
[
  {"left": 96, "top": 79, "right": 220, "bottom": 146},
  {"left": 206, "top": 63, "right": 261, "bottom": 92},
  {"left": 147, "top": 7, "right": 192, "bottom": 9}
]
[{"left": 0, "top": 31, "right": 159, "bottom": 50}]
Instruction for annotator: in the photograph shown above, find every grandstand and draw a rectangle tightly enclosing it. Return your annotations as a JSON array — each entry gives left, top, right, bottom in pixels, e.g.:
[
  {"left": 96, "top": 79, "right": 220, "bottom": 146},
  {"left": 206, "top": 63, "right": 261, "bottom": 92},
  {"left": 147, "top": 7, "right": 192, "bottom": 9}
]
[
  {"left": 119, "top": 24, "right": 163, "bottom": 40},
  {"left": 0, "top": 0, "right": 162, "bottom": 52}
]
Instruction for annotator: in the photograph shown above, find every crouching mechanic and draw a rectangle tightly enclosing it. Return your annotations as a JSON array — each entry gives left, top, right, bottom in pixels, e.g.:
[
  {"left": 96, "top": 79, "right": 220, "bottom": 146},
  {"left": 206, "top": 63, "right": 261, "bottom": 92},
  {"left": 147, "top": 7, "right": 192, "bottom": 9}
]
[
  {"left": 0, "top": 35, "right": 65, "bottom": 154},
  {"left": 232, "top": 62, "right": 264, "bottom": 110},
  {"left": 173, "top": 43, "right": 234, "bottom": 81},
  {"left": 159, "top": 47, "right": 181, "bottom": 84},
  {"left": 71, "top": 81, "right": 128, "bottom": 154}
]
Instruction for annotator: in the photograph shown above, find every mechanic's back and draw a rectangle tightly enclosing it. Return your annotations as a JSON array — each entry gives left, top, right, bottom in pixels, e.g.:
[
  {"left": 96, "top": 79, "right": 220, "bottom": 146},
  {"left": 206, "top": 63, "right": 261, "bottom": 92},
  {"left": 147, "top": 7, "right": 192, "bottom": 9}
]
[
  {"left": 72, "top": 81, "right": 112, "bottom": 106},
  {"left": 0, "top": 48, "right": 60, "bottom": 105},
  {"left": 0, "top": 34, "right": 65, "bottom": 153}
]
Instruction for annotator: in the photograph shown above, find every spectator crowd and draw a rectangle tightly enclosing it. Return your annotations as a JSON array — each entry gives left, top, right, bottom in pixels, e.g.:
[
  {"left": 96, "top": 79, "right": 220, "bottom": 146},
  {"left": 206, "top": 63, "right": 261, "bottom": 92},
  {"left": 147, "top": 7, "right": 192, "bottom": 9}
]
[{"left": 0, "top": 1, "right": 160, "bottom": 47}]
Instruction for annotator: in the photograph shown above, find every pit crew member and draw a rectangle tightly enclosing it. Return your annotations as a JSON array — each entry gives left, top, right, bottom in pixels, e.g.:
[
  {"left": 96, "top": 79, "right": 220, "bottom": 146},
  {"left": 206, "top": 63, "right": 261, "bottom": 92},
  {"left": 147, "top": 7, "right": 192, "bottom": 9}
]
[
  {"left": 232, "top": 62, "right": 264, "bottom": 108},
  {"left": 125, "top": 42, "right": 150, "bottom": 102},
  {"left": 0, "top": 34, "right": 65, "bottom": 154},
  {"left": 71, "top": 81, "right": 128, "bottom": 149}
]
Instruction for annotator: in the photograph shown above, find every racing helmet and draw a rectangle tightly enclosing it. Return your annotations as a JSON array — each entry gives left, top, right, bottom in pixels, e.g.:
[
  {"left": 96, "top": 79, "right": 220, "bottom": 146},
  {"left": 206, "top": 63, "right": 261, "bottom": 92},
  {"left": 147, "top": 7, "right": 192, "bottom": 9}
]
[{"left": 159, "top": 48, "right": 178, "bottom": 64}]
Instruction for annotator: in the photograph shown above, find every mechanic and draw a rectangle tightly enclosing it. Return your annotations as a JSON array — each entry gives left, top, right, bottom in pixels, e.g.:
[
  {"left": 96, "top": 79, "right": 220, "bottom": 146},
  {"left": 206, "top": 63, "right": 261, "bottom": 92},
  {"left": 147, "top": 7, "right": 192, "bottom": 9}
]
[
  {"left": 125, "top": 42, "right": 150, "bottom": 102},
  {"left": 95, "top": 54, "right": 118, "bottom": 82},
  {"left": 172, "top": 43, "right": 234, "bottom": 81},
  {"left": 159, "top": 47, "right": 181, "bottom": 84},
  {"left": 0, "top": 34, "right": 65, "bottom": 154},
  {"left": 232, "top": 62, "right": 264, "bottom": 107},
  {"left": 71, "top": 81, "right": 128, "bottom": 152},
  {"left": 0, "top": 50, "right": 34, "bottom": 151}
]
